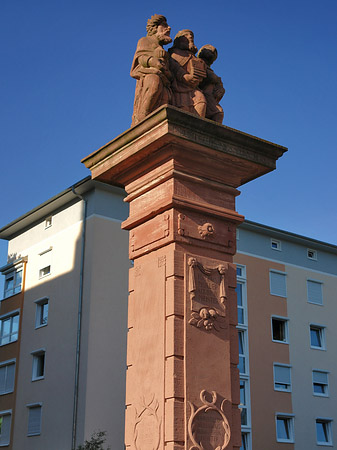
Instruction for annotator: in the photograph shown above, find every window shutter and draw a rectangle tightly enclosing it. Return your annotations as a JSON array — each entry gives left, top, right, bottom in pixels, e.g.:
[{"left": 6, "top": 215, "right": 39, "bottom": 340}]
[
  {"left": 270, "top": 271, "right": 287, "bottom": 297},
  {"left": 5, "top": 363, "right": 15, "bottom": 392},
  {"left": 28, "top": 406, "right": 41, "bottom": 435},
  {"left": 307, "top": 281, "right": 323, "bottom": 304},
  {"left": 275, "top": 365, "right": 291, "bottom": 384},
  {"left": 313, "top": 371, "right": 327, "bottom": 384}
]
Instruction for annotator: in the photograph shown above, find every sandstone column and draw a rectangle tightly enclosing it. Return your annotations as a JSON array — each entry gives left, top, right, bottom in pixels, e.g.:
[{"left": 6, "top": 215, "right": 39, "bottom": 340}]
[{"left": 82, "top": 106, "right": 287, "bottom": 449}]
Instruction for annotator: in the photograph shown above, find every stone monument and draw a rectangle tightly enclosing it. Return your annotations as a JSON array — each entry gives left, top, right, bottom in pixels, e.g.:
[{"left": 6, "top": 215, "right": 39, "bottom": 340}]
[{"left": 82, "top": 15, "right": 287, "bottom": 450}]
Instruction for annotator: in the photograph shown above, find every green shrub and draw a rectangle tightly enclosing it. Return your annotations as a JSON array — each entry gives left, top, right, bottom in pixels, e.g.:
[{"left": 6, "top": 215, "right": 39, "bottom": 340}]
[{"left": 76, "top": 431, "right": 111, "bottom": 450}]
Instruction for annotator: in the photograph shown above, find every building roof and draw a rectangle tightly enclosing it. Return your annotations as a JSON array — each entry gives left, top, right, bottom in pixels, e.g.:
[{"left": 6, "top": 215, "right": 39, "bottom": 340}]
[
  {"left": 0, "top": 177, "right": 124, "bottom": 240},
  {"left": 0, "top": 178, "right": 336, "bottom": 255}
]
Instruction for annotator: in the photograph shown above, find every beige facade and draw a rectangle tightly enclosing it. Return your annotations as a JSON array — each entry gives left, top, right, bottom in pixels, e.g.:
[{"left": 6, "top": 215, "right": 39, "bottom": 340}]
[
  {"left": 0, "top": 179, "right": 130, "bottom": 449},
  {"left": 1, "top": 179, "right": 337, "bottom": 449}
]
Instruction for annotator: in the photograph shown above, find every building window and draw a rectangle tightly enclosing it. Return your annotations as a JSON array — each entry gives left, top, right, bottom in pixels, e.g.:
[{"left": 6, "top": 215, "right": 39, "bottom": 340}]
[
  {"left": 0, "top": 410, "right": 12, "bottom": 446},
  {"left": 39, "top": 266, "right": 51, "bottom": 279},
  {"left": 307, "top": 248, "right": 317, "bottom": 260},
  {"left": 274, "top": 364, "right": 291, "bottom": 392},
  {"left": 272, "top": 316, "right": 289, "bottom": 343},
  {"left": 240, "top": 432, "right": 250, "bottom": 450},
  {"left": 27, "top": 404, "right": 42, "bottom": 436},
  {"left": 3, "top": 268, "right": 23, "bottom": 299},
  {"left": 307, "top": 280, "right": 323, "bottom": 305},
  {"left": 236, "top": 265, "right": 247, "bottom": 326},
  {"left": 238, "top": 330, "right": 247, "bottom": 375},
  {"left": 271, "top": 239, "right": 281, "bottom": 251},
  {"left": 270, "top": 270, "right": 287, "bottom": 297},
  {"left": 35, "top": 298, "right": 49, "bottom": 328},
  {"left": 32, "top": 351, "right": 45, "bottom": 381},
  {"left": 236, "top": 265, "right": 245, "bottom": 278},
  {"left": 0, "top": 313, "right": 19, "bottom": 346},
  {"left": 313, "top": 370, "right": 329, "bottom": 397},
  {"left": 44, "top": 216, "right": 52, "bottom": 229},
  {"left": 38, "top": 248, "right": 52, "bottom": 279},
  {"left": 239, "top": 379, "right": 250, "bottom": 426},
  {"left": 310, "top": 324, "right": 326, "bottom": 350},
  {"left": 0, "top": 360, "right": 15, "bottom": 395},
  {"left": 276, "top": 414, "right": 294, "bottom": 443},
  {"left": 316, "top": 419, "right": 332, "bottom": 445}
]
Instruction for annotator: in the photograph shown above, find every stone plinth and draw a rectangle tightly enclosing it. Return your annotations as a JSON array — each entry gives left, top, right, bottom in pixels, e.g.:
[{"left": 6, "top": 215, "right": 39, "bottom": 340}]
[{"left": 82, "top": 106, "right": 287, "bottom": 449}]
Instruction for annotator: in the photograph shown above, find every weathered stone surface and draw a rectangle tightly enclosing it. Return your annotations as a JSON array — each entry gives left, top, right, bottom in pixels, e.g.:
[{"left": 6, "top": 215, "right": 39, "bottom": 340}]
[
  {"left": 130, "top": 16, "right": 226, "bottom": 125},
  {"left": 82, "top": 107, "right": 287, "bottom": 449}
]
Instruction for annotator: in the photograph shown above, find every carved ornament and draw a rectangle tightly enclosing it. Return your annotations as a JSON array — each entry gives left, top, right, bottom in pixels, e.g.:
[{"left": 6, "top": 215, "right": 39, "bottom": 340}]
[
  {"left": 187, "top": 257, "right": 228, "bottom": 332},
  {"left": 198, "top": 222, "right": 214, "bottom": 238},
  {"left": 188, "top": 390, "right": 231, "bottom": 450},
  {"left": 133, "top": 395, "right": 161, "bottom": 450}
]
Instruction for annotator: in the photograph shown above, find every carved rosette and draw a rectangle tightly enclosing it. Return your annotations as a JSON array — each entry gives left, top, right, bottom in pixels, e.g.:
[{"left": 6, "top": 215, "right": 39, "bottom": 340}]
[
  {"left": 188, "top": 390, "right": 231, "bottom": 450},
  {"left": 132, "top": 395, "right": 161, "bottom": 450},
  {"left": 187, "top": 257, "right": 228, "bottom": 332}
]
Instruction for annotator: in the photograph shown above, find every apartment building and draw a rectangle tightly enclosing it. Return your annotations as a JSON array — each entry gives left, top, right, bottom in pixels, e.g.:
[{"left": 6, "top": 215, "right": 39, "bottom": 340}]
[
  {"left": 0, "top": 178, "right": 129, "bottom": 449},
  {"left": 236, "top": 221, "right": 337, "bottom": 449},
  {"left": 0, "top": 177, "right": 336, "bottom": 449}
]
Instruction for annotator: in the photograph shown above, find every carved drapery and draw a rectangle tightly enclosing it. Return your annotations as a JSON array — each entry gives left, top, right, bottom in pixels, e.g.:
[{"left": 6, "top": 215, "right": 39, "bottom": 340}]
[{"left": 187, "top": 257, "right": 228, "bottom": 331}]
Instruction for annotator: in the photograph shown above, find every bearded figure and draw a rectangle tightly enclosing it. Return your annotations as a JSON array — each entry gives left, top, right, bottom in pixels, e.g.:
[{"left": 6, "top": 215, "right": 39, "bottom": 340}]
[
  {"left": 197, "top": 45, "right": 225, "bottom": 123},
  {"left": 130, "top": 15, "right": 173, "bottom": 126},
  {"left": 168, "top": 30, "right": 207, "bottom": 118}
]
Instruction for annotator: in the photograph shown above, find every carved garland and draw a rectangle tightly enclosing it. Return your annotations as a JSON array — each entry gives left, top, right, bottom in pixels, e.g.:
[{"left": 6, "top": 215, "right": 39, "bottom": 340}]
[
  {"left": 188, "top": 390, "right": 231, "bottom": 450},
  {"left": 132, "top": 395, "right": 161, "bottom": 450}
]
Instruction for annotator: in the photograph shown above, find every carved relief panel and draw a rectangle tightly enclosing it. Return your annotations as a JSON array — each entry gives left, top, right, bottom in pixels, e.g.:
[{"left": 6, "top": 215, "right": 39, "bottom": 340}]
[
  {"left": 174, "top": 210, "right": 236, "bottom": 254},
  {"left": 188, "top": 390, "right": 231, "bottom": 450},
  {"left": 187, "top": 256, "right": 229, "bottom": 332}
]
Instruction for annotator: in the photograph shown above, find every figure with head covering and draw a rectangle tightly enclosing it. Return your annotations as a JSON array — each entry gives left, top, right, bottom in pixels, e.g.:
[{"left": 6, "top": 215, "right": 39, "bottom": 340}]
[
  {"left": 130, "top": 15, "right": 173, "bottom": 125},
  {"left": 197, "top": 45, "right": 225, "bottom": 123},
  {"left": 168, "top": 30, "right": 207, "bottom": 118}
]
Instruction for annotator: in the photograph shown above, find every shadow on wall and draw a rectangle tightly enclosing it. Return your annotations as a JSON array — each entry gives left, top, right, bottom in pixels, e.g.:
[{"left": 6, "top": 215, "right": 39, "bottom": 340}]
[{"left": 0, "top": 227, "right": 129, "bottom": 450}]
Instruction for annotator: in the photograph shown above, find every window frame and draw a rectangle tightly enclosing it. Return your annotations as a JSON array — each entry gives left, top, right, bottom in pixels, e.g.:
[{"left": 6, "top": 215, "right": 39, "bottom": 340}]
[
  {"left": 271, "top": 315, "right": 289, "bottom": 344},
  {"left": 273, "top": 363, "right": 292, "bottom": 392},
  {"left": 236, "top": 266, "right": 247, "bottom": 327},
  {"left": 38, "top": 248, "right": 52, "bottom": 280},
  {"left": 0, "top": 359, "right": 16, "bottom": 395},
  {"left": 275, "top": 413, "right": 295, "bottom": 443},
  {"left": 269, "top": 270, "right": 287, "bottom": 298},
  {"left": 241, "top": 431, "right": 251, "bottom": 450},
  {"left": 307, "top": 279, "right": 323, "bottom": 305},
  {"left": 307, "top": 248, "right": 318, "bottom": 261},
  {"left": 310, "top": 324, "right": 326, "bottom": 350},
  {"left": 271, "top": 239, "right": 282, "bottom": 251},
  {"left": 316, "top": 418, "right": 333, "bottom": 446},
  {"left": 27, "top": 403, "right": 42, "bottom": 437},
  {"left": 31, "top": 349, "right": 46, "bottom": 382},
  {"left": 35, "top": 297, "right": 49, "bottom": 329},
  {"left": 312, "top": 370, "right": 329, "bottom": 397},
  {"left": 44, "top": 216, "right": 53, "bottom": 229},
  {"left": 0, "top": 311, "right": 20, "bottom": 346},
  {"left": 239, "top": 378, "right": 251, "bottom": 427},
  {"left": 238, "top": 329, "right": 249, "bottom": 376},
  {"left": 3, "top": 266, "right": 23, "bottom": 299},
  {"left": 0, "top": 409, "right": 12, "bottom": 446}
]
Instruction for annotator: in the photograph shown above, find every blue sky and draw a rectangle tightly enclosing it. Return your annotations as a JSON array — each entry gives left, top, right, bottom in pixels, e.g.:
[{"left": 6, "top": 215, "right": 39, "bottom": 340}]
[{"left": 1, "top": 0, "right": 336, "bottom": 270}]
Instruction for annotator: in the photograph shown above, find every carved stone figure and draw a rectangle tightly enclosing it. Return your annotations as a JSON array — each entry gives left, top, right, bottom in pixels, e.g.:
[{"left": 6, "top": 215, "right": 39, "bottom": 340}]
[
  {"left": 168, "top": 30, "right": 207, "bottom": 118},
  {"left": 197, "top": 45, "right": 225, "bottom": 123},
  {"left": 130, "top": 15, "right": 172, "bottom": 126}
]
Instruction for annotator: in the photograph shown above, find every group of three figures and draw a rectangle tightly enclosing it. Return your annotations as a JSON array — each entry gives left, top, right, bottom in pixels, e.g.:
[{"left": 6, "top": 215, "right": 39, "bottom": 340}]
[{"left": 130, "top": 14, "right": 225, "bottom": 126}]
